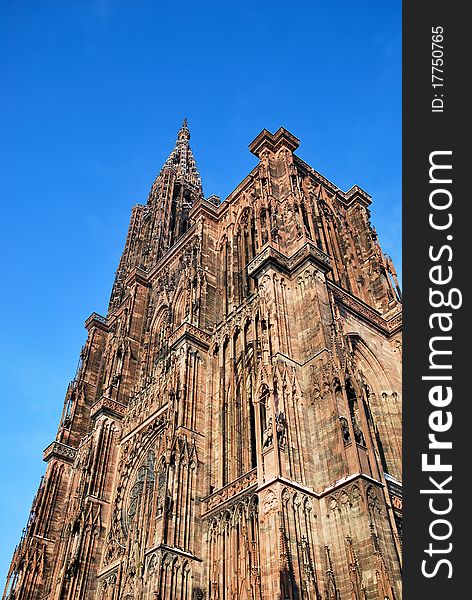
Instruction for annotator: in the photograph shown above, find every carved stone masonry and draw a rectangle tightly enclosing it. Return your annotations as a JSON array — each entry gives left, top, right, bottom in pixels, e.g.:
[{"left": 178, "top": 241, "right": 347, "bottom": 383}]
[{"left": 3, "top": 123, "right": 402, "bottom": 600}]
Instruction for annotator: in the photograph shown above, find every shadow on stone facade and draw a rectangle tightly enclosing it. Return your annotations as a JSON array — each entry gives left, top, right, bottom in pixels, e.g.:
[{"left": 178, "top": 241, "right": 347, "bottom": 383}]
[{"left": 280, "top": 568, "right": 300, "bottom": 600}]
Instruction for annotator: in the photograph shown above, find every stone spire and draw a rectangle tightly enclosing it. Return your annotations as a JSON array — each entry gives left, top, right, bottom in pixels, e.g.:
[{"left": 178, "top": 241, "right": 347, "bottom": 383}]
[
  {"left": 108, "top": 120, "right": 204, "bottom": 310},
  {"left": 157, "top": 118, "right": 203, "bottom": 193}
]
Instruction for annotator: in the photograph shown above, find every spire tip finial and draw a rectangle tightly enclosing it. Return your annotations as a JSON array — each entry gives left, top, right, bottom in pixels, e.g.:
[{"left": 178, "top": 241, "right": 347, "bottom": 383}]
[{"left": 178, "top": 118, "right": 190, "bottom": 141}]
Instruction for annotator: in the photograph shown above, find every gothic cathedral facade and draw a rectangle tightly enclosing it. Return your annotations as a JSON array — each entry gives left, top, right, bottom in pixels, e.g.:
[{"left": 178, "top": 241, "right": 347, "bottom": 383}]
[{"left": 4, "top": 122, "right": 402, "bottom": 600}]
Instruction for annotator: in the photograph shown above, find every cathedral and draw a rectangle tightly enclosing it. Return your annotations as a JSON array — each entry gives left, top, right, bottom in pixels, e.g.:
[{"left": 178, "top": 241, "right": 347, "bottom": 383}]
[{"left": 3, "top": 121, "right": 402, "bottom": 600}]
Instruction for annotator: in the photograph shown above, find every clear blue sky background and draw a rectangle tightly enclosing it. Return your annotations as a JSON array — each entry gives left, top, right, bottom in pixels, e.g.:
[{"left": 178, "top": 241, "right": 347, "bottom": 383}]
[{"left": 0, "top": 0, "right": 401, "bottom": 583}]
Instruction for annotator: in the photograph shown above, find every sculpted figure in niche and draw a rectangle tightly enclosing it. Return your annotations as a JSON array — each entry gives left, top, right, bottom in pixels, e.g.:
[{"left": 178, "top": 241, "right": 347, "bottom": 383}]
[
  {"left": 352, "top": 417, "right": 366, "bottom": 446},
  {"left": 276, "top": 412, "right": 287, "bottom": 445},
  {"left": 339, "top": 416, "right": 351, "bottom": 444},
  {"left": 262, "top": 417, "right": 273, "bottom": 449}
]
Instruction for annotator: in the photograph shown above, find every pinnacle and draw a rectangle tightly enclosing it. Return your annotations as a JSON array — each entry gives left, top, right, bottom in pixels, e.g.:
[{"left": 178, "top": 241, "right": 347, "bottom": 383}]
[{"left": 178, "top": 118, "right": 190, "bottom": 141}]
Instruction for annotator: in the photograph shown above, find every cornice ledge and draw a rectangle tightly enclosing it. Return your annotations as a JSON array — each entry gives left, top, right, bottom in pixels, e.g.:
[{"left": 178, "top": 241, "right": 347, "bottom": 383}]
[
  {"left": 90, "top": 396, "right": 127, "bottom": 420},
  {"left": 124, "top": 266, "right": 150, "bottom": 288},
  {"left": 85, "top": 312, "right": 109, "bottom": 332},
  {"left": 249, "top": 127, "right": 300, "bottom": 157},
  {"left": 328, "top": 282, "right": 396, "bottom": 335},
  {"left": 169, "top": 321, "right": 211, "bottom": 350},
  {"left": 320, "top": 472, "right": 383, "bottom": 497},
  {"left": 202, "top": 469, "right": 258, "bottom": 516},
  {"left": 342, "top": 185, "right": 372, "bottom": 207},
  {"left": 255, "top": 472, "right": 383, "bottom": 499},
  {"left": 189, "top": 197, "right": 220, "bottom": 221},
  {"left": 43, "top": 441, "right": 78, "bottom": 464},
  {"left": 386, "top": 310, "right": 402, "bottom": 334},
  {"left": 247, "top": 241, "right": 332, "bottom": 278},
  {"left": 144, "top": 544, "right": 201, "bottom": 562}
]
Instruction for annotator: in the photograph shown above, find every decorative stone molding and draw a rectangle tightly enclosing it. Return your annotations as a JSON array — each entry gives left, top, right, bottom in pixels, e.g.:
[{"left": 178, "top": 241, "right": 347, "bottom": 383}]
[
  {"left": 329, "top": 281, "right": 402, "bottom": 336},
  {"left": 247, "top": 241, "right": 332, "bottom": 278},
  {"left": 42, "top": 441, "right": 77, "bottom": 464},
  {"left": 189, "top": 196, "right": 220, "bottom": 221},
  {"left": 123, "top": 266, "right": 150, "bottom": 288},
  {"left": 385, "top": 473, "right": 402, "bottom": 513},
  {"left": 386, "top": 311, "right": 402, "bottom": 334},
  {"left": 90, "top": 397, "right": 127, "bottom": 420},
  {"left": 169, "top": 321, "right": 211, "bottom": 350},
  {"left": 327, "top": 485, "right": 363, "bottom": 512},
  {"left": 84, "top": 312, "right": 109, "bottom": 332},
  {"left": 343, "top": 184, "right": 372, "bottom": 207},
  {"left": 203, "top": 469, "right": 258, "bottom": 514},
  {"left": 249, "top": 127, "right": 300, "bottom": 157}
]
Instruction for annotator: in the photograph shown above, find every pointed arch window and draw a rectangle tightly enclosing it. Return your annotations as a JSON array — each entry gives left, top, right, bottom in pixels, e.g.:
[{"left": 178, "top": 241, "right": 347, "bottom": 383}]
[
  {"left": 124, "top": 451, "right": 155, "bottom": 535},
  {"left": 153, "top": 309, "right": 169, "bottom": 362}
]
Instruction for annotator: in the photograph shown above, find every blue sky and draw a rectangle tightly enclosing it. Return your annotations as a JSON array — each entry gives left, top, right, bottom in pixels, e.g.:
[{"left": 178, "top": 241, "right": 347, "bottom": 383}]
[{"left": 0, "top": 0, "right": 401, "bottom": 583}]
